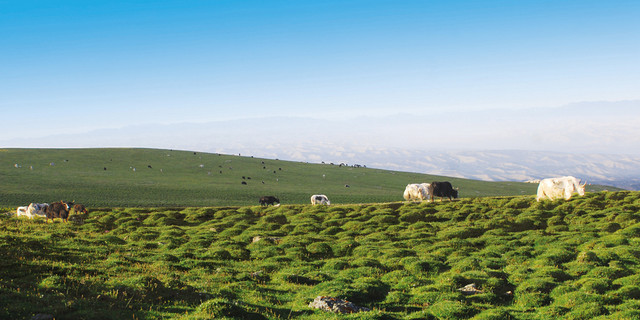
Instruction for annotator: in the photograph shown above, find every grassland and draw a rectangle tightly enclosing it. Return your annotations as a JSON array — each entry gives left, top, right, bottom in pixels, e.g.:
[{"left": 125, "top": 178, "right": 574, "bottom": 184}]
[
  {"left": 1, "top": 148, "right": 632, "bottom": 319},
  {"left": 2, "top": 191, "right": 640, "bottom": 319},
  {"left": 0, "top": 148, "right": 615, "bottom": 207}
]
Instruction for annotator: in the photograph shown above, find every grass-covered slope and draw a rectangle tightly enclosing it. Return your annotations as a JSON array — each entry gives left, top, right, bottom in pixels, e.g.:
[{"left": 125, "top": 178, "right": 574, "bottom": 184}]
[
  {"left": 0, "top": 148, "right": 616, "bottom": 207},
  {"left": 2, "top": 191, "right": 640, "bottom": 319}
]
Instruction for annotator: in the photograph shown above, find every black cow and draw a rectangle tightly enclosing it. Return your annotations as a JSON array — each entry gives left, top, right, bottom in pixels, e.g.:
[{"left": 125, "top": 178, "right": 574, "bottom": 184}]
[
  {"left": 259, "top": 196, "right": 280, "bottom": 206},
  {"left": 46, "top": 201, "right": 72, "bottom": 222},
  {"left": 430, "top": 181, "right": 458, "bottom": 201}
]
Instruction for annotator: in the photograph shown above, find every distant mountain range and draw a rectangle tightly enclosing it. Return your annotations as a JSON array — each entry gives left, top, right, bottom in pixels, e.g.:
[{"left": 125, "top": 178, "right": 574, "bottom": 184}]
[
  {"left": 307, "top": 148, "right": 640, "bottom": 190},
  {"left": 201, "top": 143, "right": 640, "bottom": 190},
  {"left": 3, "top": 101, "right": 639, "bottom": 189}
]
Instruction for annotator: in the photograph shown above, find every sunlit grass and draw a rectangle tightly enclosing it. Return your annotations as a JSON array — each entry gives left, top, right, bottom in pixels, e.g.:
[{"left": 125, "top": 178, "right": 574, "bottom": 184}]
[{"left": 1, "top": 191, "right": 640, "bottom": 318}]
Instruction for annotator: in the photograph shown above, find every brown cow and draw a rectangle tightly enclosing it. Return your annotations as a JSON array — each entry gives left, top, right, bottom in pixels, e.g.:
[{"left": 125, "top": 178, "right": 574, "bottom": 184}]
[
  {"left": 259, "top": 196, "right": 280, "bottom": 206},
  {"left": 45, "top": 201, "right": 71, "bottom": 223},
  {"left": 73, "top": 204, "right": 88, "bottom": 214}
]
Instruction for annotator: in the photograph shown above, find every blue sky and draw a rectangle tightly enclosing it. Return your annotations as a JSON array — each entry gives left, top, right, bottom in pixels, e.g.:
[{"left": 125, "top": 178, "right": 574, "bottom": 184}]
[{"left": 2, "top": 0, "right": 639, "bottom": 141}]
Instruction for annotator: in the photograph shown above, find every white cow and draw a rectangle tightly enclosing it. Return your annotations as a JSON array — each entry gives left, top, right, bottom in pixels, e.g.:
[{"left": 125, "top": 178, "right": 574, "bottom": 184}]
[
  {"left": 16, "top": 203, "right": 49, "bottom": 218},
  {"left": 403, "top": 183, "right": 432, "bottom": 201},
  {"left": 28, "top": 203, "right": 49, "bottom": 218},
  {"left": 536, "top": 176, "right": 586, "bottom": 201},
  {"left": 311, "top": 194, "right": 331, "bottom": 205},
  {"left": 421, "top": 183, "right": 434, "bottom": 202},
  {"left": 16, "top": 206, "right": 30, "bottom": 217}
]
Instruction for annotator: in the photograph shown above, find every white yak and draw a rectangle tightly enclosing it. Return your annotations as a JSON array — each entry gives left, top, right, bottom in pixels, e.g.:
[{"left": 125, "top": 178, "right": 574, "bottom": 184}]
[
  {"left": 536, "top": 176, "right": 586, "bottom": 201},
  {"left": 403, "top": 183, "right": 432, "bottom": 201}
]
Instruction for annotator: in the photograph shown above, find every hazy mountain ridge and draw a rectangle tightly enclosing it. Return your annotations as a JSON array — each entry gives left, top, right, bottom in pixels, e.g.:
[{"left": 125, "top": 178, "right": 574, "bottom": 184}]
[
  {"left": 209, "top": 144, "right": 640, "bottom": 190},
  {"left": 4, "top": 100, "right": 640, "bottom": 153},
  {"left": 2, "top": 101, "right": 639, "bottom": 189},
  {"left": 382, "top": 150, "right": 640, "bottom": 190}
]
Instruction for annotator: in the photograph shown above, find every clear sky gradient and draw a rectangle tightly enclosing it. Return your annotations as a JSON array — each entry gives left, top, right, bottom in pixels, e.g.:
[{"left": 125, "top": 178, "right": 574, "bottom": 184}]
[{"left": 2, "top": 0, "right": 639, "bottom": 141}]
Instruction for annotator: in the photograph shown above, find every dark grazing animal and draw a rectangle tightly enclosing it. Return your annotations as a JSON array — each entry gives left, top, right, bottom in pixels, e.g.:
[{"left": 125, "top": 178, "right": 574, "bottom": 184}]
[
  {"left": 259, "top": 196, "right": 280, "bottom": 206},
  {"left": 73, "top": 204, "right": 88, "bottom": 214},
  {"left": 430, "top": 181, "right": 458, "bottom": 201},
  {"left": 46, "top": 201, "right": 71, "bottom": 222}
]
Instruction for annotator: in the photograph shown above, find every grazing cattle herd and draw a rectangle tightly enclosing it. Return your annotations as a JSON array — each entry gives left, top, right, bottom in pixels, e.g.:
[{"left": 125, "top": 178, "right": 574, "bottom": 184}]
[
  {"left": 15, "top": 201, "right": 86, "bottom": 223},
  {"left": 12, "top": 175, "right": 588, "bottom": 221}
]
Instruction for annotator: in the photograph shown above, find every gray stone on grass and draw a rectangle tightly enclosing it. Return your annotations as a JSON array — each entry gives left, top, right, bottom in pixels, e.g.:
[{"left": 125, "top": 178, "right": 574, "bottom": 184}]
[
  {"left": 308, "top": 296, "right": 370, "bottom": 314},
  {"left": 458, "top": 283, "right": 483, "bottom": 295}
]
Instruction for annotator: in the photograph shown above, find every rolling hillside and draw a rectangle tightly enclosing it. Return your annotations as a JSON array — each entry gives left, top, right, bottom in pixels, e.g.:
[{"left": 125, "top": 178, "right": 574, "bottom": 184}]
[
  {"left": 0, "top": 148, "right": 614, "bottom": 207},
  {"left": 1, "top": 191, "right": 640, "bottom": 319}
]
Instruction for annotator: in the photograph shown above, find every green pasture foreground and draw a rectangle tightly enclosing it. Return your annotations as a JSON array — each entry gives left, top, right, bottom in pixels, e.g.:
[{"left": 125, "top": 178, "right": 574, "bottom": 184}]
[
  {"left": 2, "top": 147, "right": 600, "bottom": 207},
  {"left": 2, "top": 191, "right": 640, "bottom": 319}
]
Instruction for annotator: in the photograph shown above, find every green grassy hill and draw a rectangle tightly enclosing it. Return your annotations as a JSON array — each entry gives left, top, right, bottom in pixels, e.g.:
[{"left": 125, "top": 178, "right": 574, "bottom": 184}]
[
  {"left": 0, "top": 148, "right": 615, "bottom": 207},
  {"left": 1, "top": 191, "right": 640, "bottom": 319}
]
